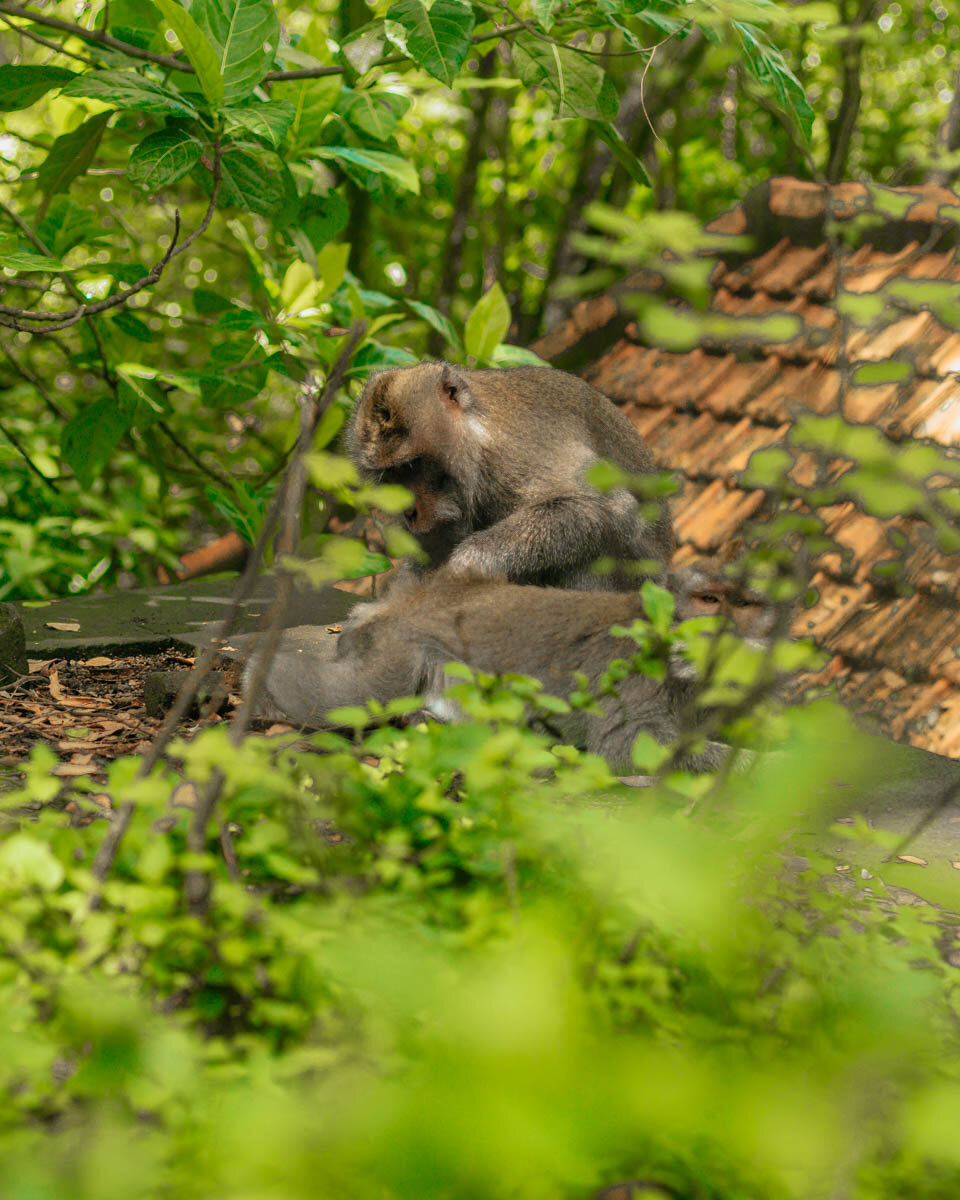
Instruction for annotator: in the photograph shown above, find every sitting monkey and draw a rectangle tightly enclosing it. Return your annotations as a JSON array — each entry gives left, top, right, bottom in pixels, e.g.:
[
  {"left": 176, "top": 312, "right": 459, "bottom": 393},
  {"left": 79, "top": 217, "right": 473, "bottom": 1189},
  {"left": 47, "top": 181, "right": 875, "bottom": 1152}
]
[
  {"left": 246, "top": 562, "right": 784, "bottom": 775},
  {"left": 347, "top": 362, "right": 675, "bottom": 590}
]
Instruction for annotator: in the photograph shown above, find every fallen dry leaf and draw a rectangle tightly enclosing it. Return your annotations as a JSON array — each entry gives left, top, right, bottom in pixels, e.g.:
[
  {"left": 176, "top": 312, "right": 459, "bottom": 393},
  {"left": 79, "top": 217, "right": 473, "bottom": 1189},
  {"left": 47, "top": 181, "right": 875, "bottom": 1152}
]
[
  {"left": 325, "top": 624, "right": 342, "bottom": 634},
  {"left": 897, "top": 855, "right": 928, "bottom": 866},
  {"left": 49, "top": 666, "right": 102, "bottom": 709},
  {"left": 44, "top": 621, "right": 80, "bottom": 632},
  {"left": 90, "top": 793, "right": 112, "bottom": 809},
  {"left": 56, "top": 739, "right": 109, "bottom": 752},
  {"left": 53, "top": 762, "right": 103, "bottom": 778},
  {"left": 82, "top": 656, "right": 114, "bottom": 667},
  {"left": 265, "top": 723, "right": 294, "bottom": 735},
  {"left": 27, "top": 659, "right": 50, "bottom": 674},
  {"left": 952, "top": 862, "right": 960, "bottom": 870},
  {"left": 171, "top": 782, "right": 199, "bottom": 808}
]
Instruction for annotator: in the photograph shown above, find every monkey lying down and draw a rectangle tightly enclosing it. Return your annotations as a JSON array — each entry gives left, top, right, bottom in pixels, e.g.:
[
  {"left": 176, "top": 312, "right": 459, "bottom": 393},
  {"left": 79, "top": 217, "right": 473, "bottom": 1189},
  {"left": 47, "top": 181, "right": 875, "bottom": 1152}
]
[{"left": 242, "top": 564, "right": 781, "bottom": 776}]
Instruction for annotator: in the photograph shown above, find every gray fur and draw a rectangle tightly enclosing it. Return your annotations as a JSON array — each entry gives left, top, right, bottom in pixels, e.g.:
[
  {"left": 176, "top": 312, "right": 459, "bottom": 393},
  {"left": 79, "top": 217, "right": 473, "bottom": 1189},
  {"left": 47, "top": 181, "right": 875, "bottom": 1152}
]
[
  {"left": 347, "top": 362, "right": 675, "bottom": 589},
  {"left": 248, "top": 569, "right": 771, "bottom": 774}
]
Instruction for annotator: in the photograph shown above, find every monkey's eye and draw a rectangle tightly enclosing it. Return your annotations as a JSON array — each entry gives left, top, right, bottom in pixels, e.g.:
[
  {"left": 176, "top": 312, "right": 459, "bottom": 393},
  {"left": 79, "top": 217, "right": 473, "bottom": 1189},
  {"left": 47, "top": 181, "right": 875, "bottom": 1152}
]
[
  {"left": 697, "top": 592, "right": 722, "bottom": 606},
  {"left": 444, "top": 381, "right": 458, "bottom": 402}
]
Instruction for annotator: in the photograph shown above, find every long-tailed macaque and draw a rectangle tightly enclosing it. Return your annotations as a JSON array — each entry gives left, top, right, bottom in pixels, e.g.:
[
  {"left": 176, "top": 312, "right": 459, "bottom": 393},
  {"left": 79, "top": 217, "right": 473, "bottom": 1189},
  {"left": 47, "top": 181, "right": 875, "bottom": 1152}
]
[
  {"left": 347, "top": 362, "right": 675, "bottom": 588},
  {"left": 245, "top": 563, "right": 780, "bottom": 774}
]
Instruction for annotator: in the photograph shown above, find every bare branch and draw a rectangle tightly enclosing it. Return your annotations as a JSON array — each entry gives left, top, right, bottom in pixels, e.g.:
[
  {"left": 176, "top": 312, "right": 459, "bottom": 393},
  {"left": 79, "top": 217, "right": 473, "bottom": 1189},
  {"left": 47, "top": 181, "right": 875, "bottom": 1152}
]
[
  {"left": 0, "top": 420, "right": 61, "bottom": 490},
  {"left": 0, "top": 214, "right": 182, "bottom": 331},
  {"left": 0, "top": 137, "right": 220, "bottom": 335},
  {"left": 0, "top": 1, "right": 196, "bottom": 72},
  {"left": 0, "top": 11, "right": 100, "bottom": 65},
  {"left": 231, "top": 322, "right": 366, "bottom": 739}
]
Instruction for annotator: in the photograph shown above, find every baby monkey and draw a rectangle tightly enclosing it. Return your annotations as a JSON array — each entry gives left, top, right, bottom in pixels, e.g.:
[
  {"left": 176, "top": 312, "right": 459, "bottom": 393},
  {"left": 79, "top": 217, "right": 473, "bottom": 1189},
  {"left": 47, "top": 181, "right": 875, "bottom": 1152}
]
[
  {"left": 248, "top": 560, "right": 785, "bottom": 775},
  {"left": 348, "top": 362, "right": 675, "bottom": 589}
]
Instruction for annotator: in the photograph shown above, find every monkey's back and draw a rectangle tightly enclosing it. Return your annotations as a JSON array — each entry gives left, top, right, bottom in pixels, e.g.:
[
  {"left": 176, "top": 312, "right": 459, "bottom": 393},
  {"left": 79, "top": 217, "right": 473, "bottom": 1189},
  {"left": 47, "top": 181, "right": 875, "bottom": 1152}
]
[
  {"left": 467, "top": 366, "right": 656, "bottom": 474},
  {"left": 397, "top": 576, "right": 647, "bottom": 692}
]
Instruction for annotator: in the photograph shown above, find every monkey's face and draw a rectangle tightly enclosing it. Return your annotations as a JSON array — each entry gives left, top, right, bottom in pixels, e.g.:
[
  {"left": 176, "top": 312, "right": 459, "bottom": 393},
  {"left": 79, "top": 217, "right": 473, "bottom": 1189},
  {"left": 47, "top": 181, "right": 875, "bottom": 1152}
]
[
  {"left": 349, "top": 363, "right": 469, "bottom": 475},
  {"left": 674, "top": 568, "right": 776, "bottom": 642}
]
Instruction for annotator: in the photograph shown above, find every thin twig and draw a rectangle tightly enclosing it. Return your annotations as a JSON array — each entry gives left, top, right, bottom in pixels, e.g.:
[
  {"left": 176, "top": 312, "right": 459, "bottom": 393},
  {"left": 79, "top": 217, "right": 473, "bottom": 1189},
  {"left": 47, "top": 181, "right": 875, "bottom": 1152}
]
[
  {"left": 0, "top": 340, "right": 66, "bottom": 419},
  {"left": 501, "top": 2, "right": 682, "bottom": 59},
  {"left": 184, "top": 769, "right": 223, "bottom": 917},
  {"left": 0, "top": 11, "right": 100, "bottom": 64},
  {"left": 0, "top": 2, "right": 525, "bottom": 82},
  {"left": 637, "top": 24, "right": 691, "bottom": 148},
  {"left": 0, "top": 215, "right": 182, "bottom": 330},
  {"left": 0, "top": 420, "right": 61, "bottom": 490},
  {"left": 156, "top": 417, "right": 237, "bottom": 494},
  {"left": 0, "top": 1, "right": 195, "bottom": 71},
  {"left": 231, "top": 323, "right": 366, "bottom": 739}
]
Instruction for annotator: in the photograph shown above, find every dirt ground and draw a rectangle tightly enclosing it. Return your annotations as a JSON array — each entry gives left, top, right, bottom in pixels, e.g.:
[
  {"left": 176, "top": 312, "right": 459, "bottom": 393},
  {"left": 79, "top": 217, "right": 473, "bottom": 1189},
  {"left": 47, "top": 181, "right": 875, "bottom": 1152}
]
[{"left": 0, "top": 650, "right": 241, "bottom": 781}]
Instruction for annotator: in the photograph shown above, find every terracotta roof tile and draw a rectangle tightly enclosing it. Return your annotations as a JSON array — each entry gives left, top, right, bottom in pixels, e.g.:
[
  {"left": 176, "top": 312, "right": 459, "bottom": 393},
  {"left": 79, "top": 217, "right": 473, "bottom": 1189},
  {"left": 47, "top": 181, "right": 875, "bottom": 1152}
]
[
  {"left": 911, "top": 378, "right": 960, "bottom": 443},
  {"left": 536, "top": 176, "right": 960, "bottom": 753},
  {"left": 720, "top": 237, "right": 795, "bottom": 292}
]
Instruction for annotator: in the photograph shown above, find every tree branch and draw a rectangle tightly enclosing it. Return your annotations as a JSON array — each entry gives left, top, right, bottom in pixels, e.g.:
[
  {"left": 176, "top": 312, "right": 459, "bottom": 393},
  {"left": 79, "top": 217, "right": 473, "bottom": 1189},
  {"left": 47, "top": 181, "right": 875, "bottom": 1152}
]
[
  {"left": 825, "top": 0, "right": 878, "bottom": 183},
  {"left": 0, "top": 1, "right": 195, "bottom": 71},
  {"left": 928, "top": 60, "right": 960, "bottom": 187},
  {"left": 0, "top": 419, "right": 61, "bottom": 490},
  {"left": 0, "top": 214, "right": 182, "bottom": 331},
  {"left": 0, "top": 10, "right": 100, "bottom": 65}
]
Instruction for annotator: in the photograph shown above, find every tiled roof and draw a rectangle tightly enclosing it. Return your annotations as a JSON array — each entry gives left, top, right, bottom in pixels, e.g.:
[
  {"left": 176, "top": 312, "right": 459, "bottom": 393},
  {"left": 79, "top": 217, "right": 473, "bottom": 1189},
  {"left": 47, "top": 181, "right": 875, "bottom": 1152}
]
[{"left": 531, "top": 176, "right": 960, "bottom": 753}]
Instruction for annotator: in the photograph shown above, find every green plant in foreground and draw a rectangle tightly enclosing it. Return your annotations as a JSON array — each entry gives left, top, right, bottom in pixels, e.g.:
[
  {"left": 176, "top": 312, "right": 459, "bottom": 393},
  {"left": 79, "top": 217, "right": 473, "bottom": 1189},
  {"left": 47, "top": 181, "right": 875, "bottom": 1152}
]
[{"left": 1, "top": 680, "right": 960, "bottom": 1198}]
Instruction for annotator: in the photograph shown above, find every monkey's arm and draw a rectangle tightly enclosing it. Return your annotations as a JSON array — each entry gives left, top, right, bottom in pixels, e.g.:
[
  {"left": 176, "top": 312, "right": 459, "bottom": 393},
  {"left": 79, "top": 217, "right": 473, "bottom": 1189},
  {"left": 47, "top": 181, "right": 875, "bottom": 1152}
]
[{"left": 447, "top": 487, "right": 637, "bottom": 584}]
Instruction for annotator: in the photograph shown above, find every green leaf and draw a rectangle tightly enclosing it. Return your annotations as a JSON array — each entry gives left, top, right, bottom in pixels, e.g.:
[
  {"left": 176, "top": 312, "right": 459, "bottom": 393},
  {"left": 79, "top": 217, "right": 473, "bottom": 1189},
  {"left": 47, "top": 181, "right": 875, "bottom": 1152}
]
[
  {"left": 464, "top": 282, "right": 510, "bottom": 362},
  {"left": 192, "top": 0, "right": 279, "bottom": 107},
  {"left": 735, "top": 21, "right": 813, "bottom": 139},
  {"left": 117, "top": 371, "right": 169, "bottom": 426},
  {"left": 154, "top": 0, "right": 225, "bottom": 108},
  {"left": 337, "top": 88, "right": 411, "bottom": 142},
  {"left": 490, "top": 343, "right": 549, "bottom": 367},
  {"left": 128, "top": 128, "right": 202, "bottom": 190},
  {"left": 406, "top": 298, "right": 462, "bottom": 352},
  {"left": 35, "top": 113, "right": 111, "bottom": 214},
  {"left": 531, "top": 0, "right": 563, "bottom": 32},
  {"left": 37, "top": 195, "right": 104, "bottom": 257},
  {"left": 0, "top": 64, "right": 75, "bottom": 111},
  {"left": 0, "top": 834, "right": 64, "bottom": 891},
  {"left": 61, "top": 396, "right": 137, "bottom": 487},
  {"left": 384, "top": 0, "right": 476, "bottom": 87},
  {"left": 340, "top": 20, "right": 388, "bottom": 75},
  {"left": 213, "top": 143, "right": 289, "bottom": 214},
  {"left": 299, "top": 192, "right": 350, "bottom": 250},
  {"left": 284, "top": 77, "right": 342, "bottom": 153},
  {"left": 193, "top": 287, "right": 233, "bottom": 314},
  {"left": 109, "top": 310, "right": 154, "bottom": 342},
  {"left": 641, "top": 579, "right": 675, "bottom": 633},
  {"left": 0, "top": 235, "right": 65, "bottom": 272},
  {"left": 109, "top": 0, "right": 163, "bottom": 48},
  {"left": 313, "top": 145, "right": 420, "bottom": 194},
  {"left": 513, "top": 33, "right": 619, "bottom": 120},
  {"left": 61, "top": 70, "right": 200, "bottom": 117},
  {"left": 591, "top": 119, "right": 653, "bottom": 187},
  {"left": 223, "top": 100, "right": 296, "bottom": 147},
  {"left": 630, "top": 730, "right": 670, "bottom": 772}
]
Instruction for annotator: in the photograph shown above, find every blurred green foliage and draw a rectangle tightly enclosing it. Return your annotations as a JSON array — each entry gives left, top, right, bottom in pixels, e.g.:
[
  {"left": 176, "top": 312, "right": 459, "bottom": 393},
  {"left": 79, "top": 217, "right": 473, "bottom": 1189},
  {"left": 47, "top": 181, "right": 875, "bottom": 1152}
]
[{"left": 2, "top": 682, "right": 960, "bottom": 1198}]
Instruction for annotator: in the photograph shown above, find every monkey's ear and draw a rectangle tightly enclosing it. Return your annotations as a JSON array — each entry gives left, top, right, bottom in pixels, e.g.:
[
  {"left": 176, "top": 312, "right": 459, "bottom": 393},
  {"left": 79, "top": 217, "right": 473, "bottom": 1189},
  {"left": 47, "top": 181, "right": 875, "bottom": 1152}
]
[{"left": 438, "top": 364, "right": 472, "bottom": 410}]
